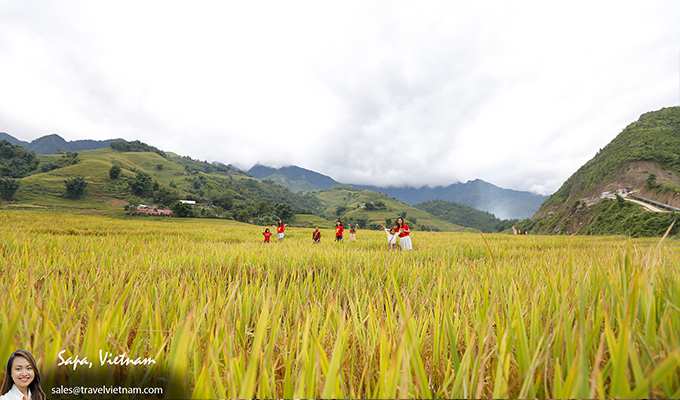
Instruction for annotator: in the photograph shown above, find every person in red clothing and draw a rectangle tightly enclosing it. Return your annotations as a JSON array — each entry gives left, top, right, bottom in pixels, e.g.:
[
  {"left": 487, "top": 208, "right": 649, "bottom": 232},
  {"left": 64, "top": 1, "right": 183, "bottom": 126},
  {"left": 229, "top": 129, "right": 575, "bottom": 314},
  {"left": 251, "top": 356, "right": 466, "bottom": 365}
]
[
  {"left": 276, "top": 219, "right": 287, "bottom": 241},
  {"left": 396, "top": 217, "right": 412, "bottom": 250},
  {"left": 262, "top": 228, "right": 272, "bottom": 243},
  {"left": 335, "top": 220, "right": 344, "bottom": 241},
  {"left": 312, "top": 227, "right": 321, "bottom": 243}
]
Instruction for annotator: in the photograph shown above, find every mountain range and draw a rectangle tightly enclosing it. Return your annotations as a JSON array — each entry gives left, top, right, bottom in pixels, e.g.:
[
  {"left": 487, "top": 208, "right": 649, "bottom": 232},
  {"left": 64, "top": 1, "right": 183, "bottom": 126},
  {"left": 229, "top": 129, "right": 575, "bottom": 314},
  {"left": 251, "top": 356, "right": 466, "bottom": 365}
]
[
  {"left": 5, "top": 104, "right": 678, "bottom": 238},
  {"left": 0, "top": 136, "right": 468, "bottom": 231},
  {"left": 247, "top": 164, "right": 545, "bottom": 219},
  {"left": 0, "top": 132, "right": 120, "bottom": 154},
  {"left": 0, "top": 132, "right": 547, "bottom": 220}
]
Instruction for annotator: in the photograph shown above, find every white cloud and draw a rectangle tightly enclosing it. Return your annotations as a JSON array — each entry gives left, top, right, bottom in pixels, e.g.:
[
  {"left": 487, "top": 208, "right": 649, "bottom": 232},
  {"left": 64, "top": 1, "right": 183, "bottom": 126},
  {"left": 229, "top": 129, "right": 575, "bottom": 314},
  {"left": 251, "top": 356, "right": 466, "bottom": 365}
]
[{"left": 1, "top": 0, "right": 678, "bottom": 194}]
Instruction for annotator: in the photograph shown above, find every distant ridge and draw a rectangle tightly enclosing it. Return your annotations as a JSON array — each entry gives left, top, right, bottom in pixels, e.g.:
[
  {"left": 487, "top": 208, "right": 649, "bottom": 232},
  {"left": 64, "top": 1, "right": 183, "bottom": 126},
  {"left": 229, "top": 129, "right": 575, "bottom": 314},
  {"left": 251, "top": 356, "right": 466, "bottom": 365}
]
[
  {"left": 354, "top": 179, "right": 546, "bottom": 220},
  {"left": 3, "top": 130, "right": 546, "bottom": 221},
  {"left": 247, "top": 164, "right": 340, "bottom": 192},
  {"left": 247, "top": 163, "right": 545, "bottom": 220},
  {"left": 0, "top": 132, "right": 121, "bottom": 154}
]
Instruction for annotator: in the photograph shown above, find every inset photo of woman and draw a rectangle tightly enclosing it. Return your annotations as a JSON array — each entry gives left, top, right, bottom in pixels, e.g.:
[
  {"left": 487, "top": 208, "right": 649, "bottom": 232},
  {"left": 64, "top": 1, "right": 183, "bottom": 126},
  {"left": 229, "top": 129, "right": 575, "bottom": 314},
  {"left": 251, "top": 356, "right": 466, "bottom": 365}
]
[{"left": 1, "top": 350, "right": 45, "bottom": 400}]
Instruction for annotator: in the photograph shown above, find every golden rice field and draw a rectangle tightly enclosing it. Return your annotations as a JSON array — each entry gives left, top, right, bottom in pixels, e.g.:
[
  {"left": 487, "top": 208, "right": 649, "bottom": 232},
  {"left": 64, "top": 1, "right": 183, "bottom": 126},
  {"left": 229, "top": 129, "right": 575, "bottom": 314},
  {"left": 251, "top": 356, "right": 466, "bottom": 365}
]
[{"left": 1, "top": 210, "right": 679, "bottom": 399}]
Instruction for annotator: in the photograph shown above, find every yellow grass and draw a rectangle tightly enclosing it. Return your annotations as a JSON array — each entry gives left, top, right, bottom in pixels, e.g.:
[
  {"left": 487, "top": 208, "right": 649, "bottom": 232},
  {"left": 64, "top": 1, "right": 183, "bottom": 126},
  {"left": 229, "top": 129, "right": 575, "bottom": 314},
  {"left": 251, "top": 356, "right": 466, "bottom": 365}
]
[{"left": 1, "top": 210, "right": 678, "bottom": 398}]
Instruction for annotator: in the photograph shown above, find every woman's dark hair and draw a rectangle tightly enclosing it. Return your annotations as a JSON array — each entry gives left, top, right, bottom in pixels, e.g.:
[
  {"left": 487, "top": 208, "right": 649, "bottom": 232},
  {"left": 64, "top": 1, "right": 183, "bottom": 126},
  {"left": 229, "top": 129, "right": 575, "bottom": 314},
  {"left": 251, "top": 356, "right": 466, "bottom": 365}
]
[
  {"left": 264, "top": 228, "right": 270, "bottom": 232},
  {"left": 1, "top": 350, "right": 46, "bottom": 400},
  {"left": 278, "top": 219, "right": 284, "bottom": 227},
  {"left": 397, "top": 217, "right": 404, "bottom": 227}
]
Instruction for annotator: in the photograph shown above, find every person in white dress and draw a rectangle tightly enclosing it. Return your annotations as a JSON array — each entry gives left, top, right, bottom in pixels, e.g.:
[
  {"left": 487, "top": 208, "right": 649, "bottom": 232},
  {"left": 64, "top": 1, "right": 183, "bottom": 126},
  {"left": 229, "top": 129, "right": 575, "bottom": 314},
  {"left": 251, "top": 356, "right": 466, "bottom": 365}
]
[
  {"left": 396, "top": 217, "right": 413, "bottom": 250},
  {"left": 1, "top": 350, "right": 45, "bottom": 400},
  {"left": 382, "top": 223, "right": 400, "bottom": 250}
]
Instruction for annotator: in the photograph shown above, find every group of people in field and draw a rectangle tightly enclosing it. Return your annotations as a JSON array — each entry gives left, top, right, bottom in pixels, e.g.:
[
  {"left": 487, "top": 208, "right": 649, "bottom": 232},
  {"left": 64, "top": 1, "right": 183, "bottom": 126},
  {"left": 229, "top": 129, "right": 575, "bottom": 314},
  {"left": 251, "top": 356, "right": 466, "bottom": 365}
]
[{"left": 261, "top": 217, "right": 412, "bottom": 250}]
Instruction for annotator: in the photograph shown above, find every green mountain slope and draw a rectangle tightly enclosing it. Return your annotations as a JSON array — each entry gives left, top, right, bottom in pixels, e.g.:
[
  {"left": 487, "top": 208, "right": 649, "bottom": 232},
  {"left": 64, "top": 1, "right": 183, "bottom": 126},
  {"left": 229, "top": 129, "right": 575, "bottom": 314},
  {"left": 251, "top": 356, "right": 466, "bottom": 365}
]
[
  {"left": 247, "top": 164, "right": 339, "bottom": 192},
  {"left": 315, "top": 187, "right": 468, "bottom": 232},
  {"left": 247, "top": 162, "right": 545, "bottom": 219},
  {"left": 415, "top": 200, "right": 514, "bottom": 232},
  {"left": 527, "top": 106, "right": 680, "bottom": 236},
  {"left": 1, "top": 142, "right": 463, "bottom": 230},
  {"left": 4, "top": 147, "right": 322, "bottom": 221}
]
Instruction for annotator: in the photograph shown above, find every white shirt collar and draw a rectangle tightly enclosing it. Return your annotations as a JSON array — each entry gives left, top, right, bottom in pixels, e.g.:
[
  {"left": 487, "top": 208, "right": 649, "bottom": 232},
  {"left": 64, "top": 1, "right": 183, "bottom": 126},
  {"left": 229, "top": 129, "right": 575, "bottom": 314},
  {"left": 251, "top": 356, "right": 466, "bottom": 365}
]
[{"left": 5, "top": 384, "right": 31, "bottom": 400}]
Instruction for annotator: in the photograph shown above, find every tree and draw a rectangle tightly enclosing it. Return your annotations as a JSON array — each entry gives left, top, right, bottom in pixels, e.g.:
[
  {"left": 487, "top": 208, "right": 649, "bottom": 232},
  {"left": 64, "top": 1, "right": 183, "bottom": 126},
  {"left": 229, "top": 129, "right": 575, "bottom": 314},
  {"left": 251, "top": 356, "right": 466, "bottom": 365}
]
[
  {"left": 129, "top": 171, "right": 154, "bottom": 196},
  {"left": 646, "top": 174, "right": 658, "bottom": 189},
  {"left": 64, "top": 176, "right": 87, "bottom": 198},
  {"left": 191, "top": 175, "right": 207, "bottom": 191},
  {"left": 256, "top": 201, "right": 273, "bottom": 216},
  {"left": 110, "top": 140, "right": 166, "bottom": 157},
  {"left": 335, "top": 206, "right": 347, "bottom": 216},
  {"left": 616, "top": 194, "right": 625, "bottom": 207},
  {"left": 109, "top": 165, "right": 121, "bottom": 180},
  {"left": 275, "top": 203, "right": 294, "bottom": 221},
  {"left": 153, "top": 187, "right": 179, "bottom": 207},
  {"left": 399, "top": 210, "right": 408, "bottom": 219},
  {"left": 171, "top": 201, "right": 194, "bottom": 217},
  {"left": 0, "top": 177, "right": 19, "bottom": 200},
  {"left": 0, "top": 140, "right": 38, "bottom": 178},
  {"left": 60, "top": 152, "right": 80, "bottom": 165},
  {"left": 211, "top": 194, "right": 234, "bottom": 211},
  {"left": 40, "top": 162, "right": 59, "bottom": 173}
]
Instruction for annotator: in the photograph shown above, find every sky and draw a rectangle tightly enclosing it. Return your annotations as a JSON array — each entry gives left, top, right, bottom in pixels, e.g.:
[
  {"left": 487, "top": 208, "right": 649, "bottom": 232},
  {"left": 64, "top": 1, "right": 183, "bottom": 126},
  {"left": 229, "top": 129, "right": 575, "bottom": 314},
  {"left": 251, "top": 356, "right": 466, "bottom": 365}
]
[{"left": 1, "top": 1, "right": 679, "bottom": 195}]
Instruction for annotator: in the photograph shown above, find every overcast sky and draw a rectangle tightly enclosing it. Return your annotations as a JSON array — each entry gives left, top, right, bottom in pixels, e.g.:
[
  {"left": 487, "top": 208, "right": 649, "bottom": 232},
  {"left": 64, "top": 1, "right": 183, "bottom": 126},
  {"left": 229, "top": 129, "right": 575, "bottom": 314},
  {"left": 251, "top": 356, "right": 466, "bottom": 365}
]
[{"left": 1, "top": 1, "right": 678, "bottom": 194}]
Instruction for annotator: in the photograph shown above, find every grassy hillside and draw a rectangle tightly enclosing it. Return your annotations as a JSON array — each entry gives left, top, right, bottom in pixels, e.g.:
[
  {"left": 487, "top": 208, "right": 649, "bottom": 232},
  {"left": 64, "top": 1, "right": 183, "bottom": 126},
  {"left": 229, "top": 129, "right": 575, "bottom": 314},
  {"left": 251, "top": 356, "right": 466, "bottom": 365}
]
[
  {"left": 1, "top": 146, "right": 465, "bottom": 230},
  {"left": 315, "top": 187, "right": 468, "bottom": 232},
  {"left": 5, "top": 148, "right": 322, "bottom": 221},
  {"left": 531, "top": 106, "right": 680, "bottom": 236},
  {"left": 415, "top": 200, "right": 515, "bottom": 232},
  {"left": 522, "top": 199, "right": 679, "bottom": 238}
]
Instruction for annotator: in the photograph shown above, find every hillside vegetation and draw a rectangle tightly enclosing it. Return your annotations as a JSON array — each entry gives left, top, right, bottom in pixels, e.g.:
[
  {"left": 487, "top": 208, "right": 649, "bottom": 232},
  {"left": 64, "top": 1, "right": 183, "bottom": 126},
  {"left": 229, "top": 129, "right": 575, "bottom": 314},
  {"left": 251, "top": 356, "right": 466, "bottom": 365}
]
[
  {"left": 544, "top": 107, "right": 680, "bottom": 208},
  {"left": 415, "top": 200, "right": 516, "bottom": 232},
  {"left": 1, "top": 144, "right": 462, "bottom": 230},
  {"left": 246, "top": 163, "right": 545, "bottom": 220},
  {"left": 530, "top": 106, "right": 680, "bottom": 236},
  {"left": 3, "top": 146, "right": 322, "bottom": 223},
  {"left": 315, "top": 187, "right": 467, "bottom": 232}
]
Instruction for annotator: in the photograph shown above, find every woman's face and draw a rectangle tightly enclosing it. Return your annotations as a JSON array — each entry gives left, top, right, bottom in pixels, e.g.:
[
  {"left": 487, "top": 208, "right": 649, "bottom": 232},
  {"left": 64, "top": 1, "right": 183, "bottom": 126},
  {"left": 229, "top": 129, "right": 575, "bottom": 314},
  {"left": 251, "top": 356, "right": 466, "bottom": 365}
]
[
  {"left": 11, "top": 356, "right": 34, "bottom": 390},
  {"left": 397, "top": 217, "right": 404, "bottom": 225}
]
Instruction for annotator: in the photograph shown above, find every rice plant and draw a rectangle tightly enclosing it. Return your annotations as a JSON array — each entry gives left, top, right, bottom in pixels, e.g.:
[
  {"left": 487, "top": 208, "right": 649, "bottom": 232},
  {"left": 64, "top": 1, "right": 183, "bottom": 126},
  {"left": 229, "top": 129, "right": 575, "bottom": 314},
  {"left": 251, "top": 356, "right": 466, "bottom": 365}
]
[{"left": 0, "top": 210, "right": 678, "bottom": 398}]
